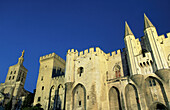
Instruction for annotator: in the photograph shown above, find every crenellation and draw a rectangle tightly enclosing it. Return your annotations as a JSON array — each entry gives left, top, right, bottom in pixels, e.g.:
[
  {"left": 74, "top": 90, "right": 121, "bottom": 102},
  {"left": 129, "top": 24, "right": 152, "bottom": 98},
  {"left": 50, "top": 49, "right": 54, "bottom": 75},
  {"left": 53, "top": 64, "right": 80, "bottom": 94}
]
[
  {"left": 79, "top": 51, "right": 84, "bottom": 56},
  {"left": 84, "top": 49, "right": 88, "bottom": 54},
  {"left": 89, "top": 47, "right": 94, "bottom": 53},
  {"left": 166, "top": 32, "right": 170, "bottom": 38},
  {"left": 40, "top": 53, "right": 65, "bottom": 64}
]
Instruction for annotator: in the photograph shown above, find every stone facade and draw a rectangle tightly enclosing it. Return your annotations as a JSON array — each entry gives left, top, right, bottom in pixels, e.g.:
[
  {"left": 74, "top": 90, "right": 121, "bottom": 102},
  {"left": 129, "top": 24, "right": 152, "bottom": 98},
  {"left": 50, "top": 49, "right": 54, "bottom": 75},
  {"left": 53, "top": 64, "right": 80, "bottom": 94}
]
[
  {"left": 0, "top": 50, "right": 30, "bottom": 109},
  {"left": 33, "top": 14, "right": 170, "bottom": 110}
]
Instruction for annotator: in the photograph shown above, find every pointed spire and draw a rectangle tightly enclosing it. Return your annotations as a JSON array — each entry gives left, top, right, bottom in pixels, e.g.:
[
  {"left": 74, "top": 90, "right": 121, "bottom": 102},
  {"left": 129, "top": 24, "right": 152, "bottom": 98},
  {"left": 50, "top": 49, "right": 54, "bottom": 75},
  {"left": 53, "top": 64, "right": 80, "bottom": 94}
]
[
  {"left": 144, "top": 13, "right": 154, "bottom": 30},
  {"left": 125, "top": 21, "right": 134, "bottom": 37}
]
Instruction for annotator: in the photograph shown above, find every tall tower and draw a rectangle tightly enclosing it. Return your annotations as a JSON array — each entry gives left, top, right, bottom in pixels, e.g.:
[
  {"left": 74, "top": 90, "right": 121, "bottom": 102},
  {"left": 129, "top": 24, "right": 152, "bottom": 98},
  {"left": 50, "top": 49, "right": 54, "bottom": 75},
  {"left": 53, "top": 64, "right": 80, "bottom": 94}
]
[
  {"left": 33, "top": 53, "right": 65, "bottom": 110},
  {"left": 2, "top": 50, "right": 28, "bottom": 105},
  {"left": 124, "top": 22, "right": 142, "bottom": 75},
  {"left": 143, "top": 14, "right": 168, "bottom": 71}
]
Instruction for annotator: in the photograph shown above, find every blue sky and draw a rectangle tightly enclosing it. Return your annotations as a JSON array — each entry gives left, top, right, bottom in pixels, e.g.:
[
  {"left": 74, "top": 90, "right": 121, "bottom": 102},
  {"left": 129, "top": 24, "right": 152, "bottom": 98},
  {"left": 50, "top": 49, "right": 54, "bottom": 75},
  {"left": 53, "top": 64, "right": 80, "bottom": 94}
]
[{"left": 0, "top": 0, "right": 170, "bottom": 92}]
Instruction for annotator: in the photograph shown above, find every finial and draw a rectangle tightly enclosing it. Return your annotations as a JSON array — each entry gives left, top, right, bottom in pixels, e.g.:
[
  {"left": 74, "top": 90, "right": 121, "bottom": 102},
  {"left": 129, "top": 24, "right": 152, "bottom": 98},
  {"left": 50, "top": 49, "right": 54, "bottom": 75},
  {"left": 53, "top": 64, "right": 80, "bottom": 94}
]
[
  {"left": 18, "top": 50, "right": 25, "bottom": 65},
  {"left": 125, "top": 21, "right": 134, "bottom": 37},
  {"left": 21, "top": 50, "right": 25, "bottom": 57},
  {"left": 144, "top": 13, "right": 154, "bottom": 30}
]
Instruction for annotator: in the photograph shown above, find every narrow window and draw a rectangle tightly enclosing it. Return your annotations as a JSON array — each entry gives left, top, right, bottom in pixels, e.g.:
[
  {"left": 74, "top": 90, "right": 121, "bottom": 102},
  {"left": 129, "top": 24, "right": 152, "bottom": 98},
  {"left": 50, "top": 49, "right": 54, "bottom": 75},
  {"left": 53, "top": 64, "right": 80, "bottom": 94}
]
[
  {"left": 143, "top": 62, "right": 146, "bottom": 66},
  {"left": 42, "top": 86, "right": 44, "bottom": 90},
  {"left": 38, "top": 97, "right": 41, "bottom": 102},
  {"left": 41, "top": 76, "right": 43, "bottom": 81},
  {"left": 12, "top": 76, "right": 15, "bottom": 80},
  {"left": 14, "top": 71, "right": 16, "bottom": 74},
  {"left": 140, "top": 63, "right": 143, "bottom": 67},
  {"left": 152, "top": 79, "right": 156, "bottom": 86},
  {"left": 79, "top": 101, "right": 81, "bottom": 106},
  {"left": 21, "top": 78, "right": 23, "bottom": 82},
  {"left": 149, "top": 80, "right": 152, "bottom": 86},
  {"left": 147, "top": 61, "right": 149, "bottom": 65},
  {"left": 10, "top": 71, "right": 12, "bottom": 74},
  {"left": 9, "top": 76, "right": 11, "bottom": 80},
  {"left": 150, "top": 60, "right": 153, "bottom": 65}
]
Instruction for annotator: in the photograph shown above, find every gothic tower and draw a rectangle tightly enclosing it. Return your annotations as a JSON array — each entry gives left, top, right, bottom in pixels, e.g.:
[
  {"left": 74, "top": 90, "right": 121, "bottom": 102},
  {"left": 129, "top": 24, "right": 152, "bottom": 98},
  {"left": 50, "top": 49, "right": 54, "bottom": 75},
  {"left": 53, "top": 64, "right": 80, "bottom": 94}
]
[{"left": 143, "top": 14, "right": 168, "bottom": 71}]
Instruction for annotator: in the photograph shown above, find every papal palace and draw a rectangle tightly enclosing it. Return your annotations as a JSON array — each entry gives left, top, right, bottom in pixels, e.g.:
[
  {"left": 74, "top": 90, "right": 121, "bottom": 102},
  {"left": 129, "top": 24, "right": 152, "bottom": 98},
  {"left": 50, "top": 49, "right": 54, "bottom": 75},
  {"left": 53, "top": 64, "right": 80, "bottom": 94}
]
[{"left": 0, "top": 14, "right": 170, "bottom": 110}]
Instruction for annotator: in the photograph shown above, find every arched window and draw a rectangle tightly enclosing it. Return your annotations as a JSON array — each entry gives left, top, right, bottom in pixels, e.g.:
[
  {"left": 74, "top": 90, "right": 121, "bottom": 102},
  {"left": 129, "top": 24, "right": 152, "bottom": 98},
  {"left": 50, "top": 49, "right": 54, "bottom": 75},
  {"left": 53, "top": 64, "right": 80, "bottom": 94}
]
[{"left": 113, "top": 65, "right": 121, "bottom": 78}]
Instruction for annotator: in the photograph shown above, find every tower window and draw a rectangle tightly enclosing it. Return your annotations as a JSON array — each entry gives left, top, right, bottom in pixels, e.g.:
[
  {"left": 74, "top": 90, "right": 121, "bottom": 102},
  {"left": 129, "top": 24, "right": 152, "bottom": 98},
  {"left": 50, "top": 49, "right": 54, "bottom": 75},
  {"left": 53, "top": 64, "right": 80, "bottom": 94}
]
[
  {"left": 9, "top": 76, "right": 11, "bottom": 80},
  {"left": 42, "top": 86, "right": 44, "bottom": 90},
  {"left": 14, "top": 71, "right": 16, "bottom": 74},
  {"left": 10, "top": 71, "right": 12, "bottom": 74},
  {"left": 38, "top": 97, "right": 41, "bottom": 102},
  {"left": 150, "top": 60, "right": 153, "bottom": 65},
  {"left": 79, "top": 101, "right": 81, "bottom": 106},
  {"left": 12, "top": 76, "right": 15, "bottom": 80},
  {"left": 41, "top": 76, "right": 43, "bottom": 81},
  {"left": 149, "top": 80, "right": 152, "bottom": 86},
  {"left": 147, "top": 61, "right": 149, "bottom": 65},
  {"left": 21, "top": 78, "right": 23, "bottom": 82},
  {"left": 152, "top": 79, "right": 156, "bottom": 86},
  {"left": 78, "top": 67, "right": 84, "bottom": 77}
]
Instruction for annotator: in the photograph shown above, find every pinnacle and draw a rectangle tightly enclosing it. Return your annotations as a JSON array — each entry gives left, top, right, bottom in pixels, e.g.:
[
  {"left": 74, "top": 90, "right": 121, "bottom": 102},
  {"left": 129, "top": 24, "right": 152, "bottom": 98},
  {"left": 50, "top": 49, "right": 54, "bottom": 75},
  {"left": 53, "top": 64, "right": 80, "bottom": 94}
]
[
  {"left": 125, "top": 21, "right": 134, "bottom": 37},
  {"left": 144, "top": 13, "right": 154, "bottom": 30}
]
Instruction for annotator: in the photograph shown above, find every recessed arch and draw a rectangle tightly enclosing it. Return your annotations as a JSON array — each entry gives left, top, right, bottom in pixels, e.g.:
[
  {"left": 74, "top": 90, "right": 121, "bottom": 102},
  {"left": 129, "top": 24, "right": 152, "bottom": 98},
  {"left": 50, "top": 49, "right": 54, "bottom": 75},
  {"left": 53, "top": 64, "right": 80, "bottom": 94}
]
[
  {"left": 48, "top": 85, "right": 56, "bottom": 110},
  {"left": 72, "top": 83, "right": 86, "bottom": 110},
  {"left": 144, "top": 76, "right": 168, "bottom": 108},
  {"left": 109, "top": 86, "right": 121, "bottom": 110},
  {"left": 125, "top": 83, "right": 141, "bottom": 110},
  {"left": 150, "top": 102, "right": 168, "bottom": 110},
  {"left": 56, "top": 84, "right": 64, "bottom": 110}
]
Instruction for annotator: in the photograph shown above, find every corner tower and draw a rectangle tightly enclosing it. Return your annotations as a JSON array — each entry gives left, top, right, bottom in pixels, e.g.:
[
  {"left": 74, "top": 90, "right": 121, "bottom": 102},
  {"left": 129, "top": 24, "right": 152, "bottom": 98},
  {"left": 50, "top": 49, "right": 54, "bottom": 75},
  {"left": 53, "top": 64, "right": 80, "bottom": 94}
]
[{"left": 143, "top": 14, "right": 168, "bottom": 71}]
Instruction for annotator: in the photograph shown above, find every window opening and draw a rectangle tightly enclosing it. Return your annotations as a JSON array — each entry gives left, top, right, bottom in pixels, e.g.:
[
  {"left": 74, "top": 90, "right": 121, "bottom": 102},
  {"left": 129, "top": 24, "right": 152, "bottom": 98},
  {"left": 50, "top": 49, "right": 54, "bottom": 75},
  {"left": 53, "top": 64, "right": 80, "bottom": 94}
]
[
  {"left": 149, "top": 80, "right": 152, "bottom": 86},
  {"left": 78, "top": 67, "right": 84, "bottom": 77},
  {"left": 79, "top": 101, "right": 81, "bottom": 106},
  {"left": 41, "top": 76, "right": 43, "bottom": 81},
  {"left": 152, "top": 79, "right": 156, "bottom": 86},
  {"left": 38, "top": 97, "right": 41, "bottom": 102}
]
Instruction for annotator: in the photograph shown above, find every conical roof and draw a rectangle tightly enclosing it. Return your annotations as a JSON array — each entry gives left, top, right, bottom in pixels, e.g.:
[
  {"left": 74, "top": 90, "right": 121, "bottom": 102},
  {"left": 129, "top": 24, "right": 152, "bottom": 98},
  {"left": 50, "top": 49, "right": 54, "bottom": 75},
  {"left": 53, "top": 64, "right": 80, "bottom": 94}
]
[
  {"left": 144, "top": 13, "right": 154, "bottom": 30},
  {"left": 125, "top": 21, "right": 133, "bottom": 37}
]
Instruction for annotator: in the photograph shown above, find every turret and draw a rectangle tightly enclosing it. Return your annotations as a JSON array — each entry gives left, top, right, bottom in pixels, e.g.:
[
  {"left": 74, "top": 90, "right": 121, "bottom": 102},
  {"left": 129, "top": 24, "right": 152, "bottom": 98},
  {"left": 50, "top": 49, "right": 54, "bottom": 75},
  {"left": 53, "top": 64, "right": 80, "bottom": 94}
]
[
  {"left": 143, "top": 14, "right": 168, "bottom": 71},
  {"left": 124, "top": 22, "right": 142, "bottom": 75}
]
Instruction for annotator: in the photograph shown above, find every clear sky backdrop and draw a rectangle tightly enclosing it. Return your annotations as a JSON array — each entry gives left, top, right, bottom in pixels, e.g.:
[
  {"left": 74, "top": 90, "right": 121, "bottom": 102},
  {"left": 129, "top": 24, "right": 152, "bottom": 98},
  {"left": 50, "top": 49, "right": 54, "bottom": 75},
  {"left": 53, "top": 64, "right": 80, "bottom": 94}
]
[{"left": 0, "top": 0, "right": 170, "bottom": 92}]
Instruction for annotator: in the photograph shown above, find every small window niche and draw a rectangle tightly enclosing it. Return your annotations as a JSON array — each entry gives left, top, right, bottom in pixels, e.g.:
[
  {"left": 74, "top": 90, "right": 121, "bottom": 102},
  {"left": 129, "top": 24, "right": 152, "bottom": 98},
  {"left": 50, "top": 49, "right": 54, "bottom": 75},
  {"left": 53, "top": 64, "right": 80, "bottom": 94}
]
[
  {"left": 77, "top": 67, "right": 84, "bottom": 77},
  {"left": 42, "top": 86, "right": 44, "bottom": 90},
  {"left": 79, "top": 101, "right": 81, "bottom": 106},
  {"left": 38, "top": 97, "right": 41, "bottom": 102}
]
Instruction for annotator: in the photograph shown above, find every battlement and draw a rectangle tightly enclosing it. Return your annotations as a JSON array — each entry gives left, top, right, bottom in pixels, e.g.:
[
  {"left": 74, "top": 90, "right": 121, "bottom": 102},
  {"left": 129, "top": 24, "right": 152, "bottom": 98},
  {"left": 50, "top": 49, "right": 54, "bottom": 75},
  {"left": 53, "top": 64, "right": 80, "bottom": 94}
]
[
  {"left": 67, "top": 47, "right": 122, "bottom": 59},
  {"left": 166, "top": 32, "right": 170, "bottom": 38},
  {"left": 157, "top": 32, "right": 170, "bottom": 44},
  {"left": 40, "top": 53, "right": 65, "bottom": 64},
  {"left": 106, "top": 49, "right": 121, "bottom": 57},
  {"left": 67, "top": 47, "right": 106, "bottom": 56}
]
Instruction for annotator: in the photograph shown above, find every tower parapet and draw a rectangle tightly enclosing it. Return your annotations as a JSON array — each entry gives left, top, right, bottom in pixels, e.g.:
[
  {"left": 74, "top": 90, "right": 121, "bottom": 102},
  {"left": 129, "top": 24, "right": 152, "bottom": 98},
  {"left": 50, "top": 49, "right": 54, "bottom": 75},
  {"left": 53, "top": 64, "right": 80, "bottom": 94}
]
[{"left": 40, "top": 53, "right": 65, "bottom": 64}]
